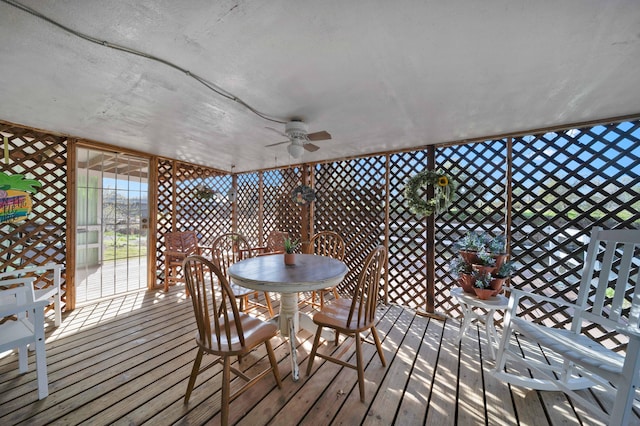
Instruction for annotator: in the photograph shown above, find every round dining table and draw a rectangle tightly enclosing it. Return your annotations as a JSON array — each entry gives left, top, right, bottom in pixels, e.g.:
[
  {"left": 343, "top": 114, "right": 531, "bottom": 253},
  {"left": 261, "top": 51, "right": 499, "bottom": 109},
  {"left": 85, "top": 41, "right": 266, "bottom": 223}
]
[{"left": 228, "top": 253, "right": 348, "bottom": 381}]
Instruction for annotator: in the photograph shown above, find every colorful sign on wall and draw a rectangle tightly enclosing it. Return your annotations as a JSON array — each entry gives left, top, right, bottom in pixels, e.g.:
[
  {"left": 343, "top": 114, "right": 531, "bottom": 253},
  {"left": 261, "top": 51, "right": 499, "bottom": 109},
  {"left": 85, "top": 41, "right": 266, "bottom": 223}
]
[{"left": 0, "top": 172, "right": 42, "bottom": 224}]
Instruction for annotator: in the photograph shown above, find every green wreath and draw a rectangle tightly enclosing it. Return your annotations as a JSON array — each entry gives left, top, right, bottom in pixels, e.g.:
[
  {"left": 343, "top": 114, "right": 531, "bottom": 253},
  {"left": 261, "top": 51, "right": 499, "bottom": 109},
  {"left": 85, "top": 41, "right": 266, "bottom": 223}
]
[
  {"left": 291, "top": 185, "right": 316, "bottom": 206},
  {"left": 404, "top": 170, "right": 456, "bottom": 217}
]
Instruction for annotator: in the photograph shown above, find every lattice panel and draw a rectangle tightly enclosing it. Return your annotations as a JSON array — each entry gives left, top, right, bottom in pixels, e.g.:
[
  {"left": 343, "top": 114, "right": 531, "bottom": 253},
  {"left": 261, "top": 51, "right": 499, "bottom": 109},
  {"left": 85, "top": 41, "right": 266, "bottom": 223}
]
[
  {"left": 387, "top": 151, "right": 428, "bottom": 309},
  {"left": 0, "top": 125, "right": 68, "bottom": 311},
  {"left": 155, "top": 159, "right": 174, "bottom": 285},
  {"left": 276, "top": 167, "right": 303, "bottom": 241},
  {"left": 155, "top": 160, "right": 229, "bottom": 285},
  {"left": 435, "top": 141, "right": 508, "bottom": 315},
  {"left": 236, "top": 172, "right": 261, "bottom": 246},
  {"left": 511, "top": 122, "right": 640, "bottom": 346},
  {"left": 260, "top": 169, "right": 288, "bottom": 244},
  {"left": 314, "top": 157, "right": 386, "bottom": 295}
]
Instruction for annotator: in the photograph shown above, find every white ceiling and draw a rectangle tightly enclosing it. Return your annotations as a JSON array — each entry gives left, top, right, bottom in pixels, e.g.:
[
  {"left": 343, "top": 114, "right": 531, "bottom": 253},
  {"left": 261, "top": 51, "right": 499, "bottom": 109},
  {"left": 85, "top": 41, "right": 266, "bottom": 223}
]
[{"left": 1, "top": 1, "right": 639, "bottom": 173}]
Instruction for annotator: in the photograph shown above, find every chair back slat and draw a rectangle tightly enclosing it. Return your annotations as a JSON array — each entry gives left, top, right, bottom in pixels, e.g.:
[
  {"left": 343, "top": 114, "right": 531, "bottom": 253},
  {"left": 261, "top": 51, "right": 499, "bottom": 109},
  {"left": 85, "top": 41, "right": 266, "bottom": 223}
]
[
  {"left": 266, "top": 231, "right": 288, "bottom": 254},
  {"left": 211, "top": 233, "right": 252, "bottom": 280},
  {"left": 347, "top": 246, "right": 386, "bottom": 328},
  {"left": 573, "top": 227, "right": 640, "bottom": 331},
  {"left": 165, "top": 231, "right": 199, "bottom": 256},
  {"left": 309, "top": 231, "right": 346, "bottom": 261},
  {"left": 183, "top": 255, "right": 244, "bottom": 351}
]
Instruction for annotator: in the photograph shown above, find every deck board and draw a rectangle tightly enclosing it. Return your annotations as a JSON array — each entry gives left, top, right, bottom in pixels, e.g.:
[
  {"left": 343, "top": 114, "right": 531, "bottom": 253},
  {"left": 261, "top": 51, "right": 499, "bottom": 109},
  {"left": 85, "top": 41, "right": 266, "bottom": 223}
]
[{"left": 0, "top": 286, "right": 638, "bottom": 425}]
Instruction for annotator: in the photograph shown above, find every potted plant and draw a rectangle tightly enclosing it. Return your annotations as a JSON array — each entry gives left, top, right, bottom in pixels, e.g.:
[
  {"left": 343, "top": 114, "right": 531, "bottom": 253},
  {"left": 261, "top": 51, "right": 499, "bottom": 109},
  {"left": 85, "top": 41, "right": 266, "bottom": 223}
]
[
  {"left": 283, "top": 237, "right": 299, "bottom": 265},
  {"left": 487, "top": 233, "right": 507, "bottom": 269},
  {"left": 490, "top": 260, "right": 515, "bottom": 295},
  {"left": 453, "top": 231, "right": 508, "bottom": 269},
  {"left": 472, "top": 270, "right": 494, "bottom": 300},
  {"left": 449, "top": 255, "right": 474, "bottom": 293},
  {"left": 453, "top": 231, "right": 485, "bottom": 264}
]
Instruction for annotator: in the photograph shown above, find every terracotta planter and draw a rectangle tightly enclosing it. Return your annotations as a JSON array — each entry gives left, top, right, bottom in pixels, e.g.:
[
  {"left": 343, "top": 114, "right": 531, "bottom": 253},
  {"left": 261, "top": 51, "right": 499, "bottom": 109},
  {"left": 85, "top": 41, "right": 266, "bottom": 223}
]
[
  {"left": 284, "top": 253, "right": 295, "bottom": 265},
  {"left": 472, "top": 264, "right": 497, "bottom": 276},
  {"left": 458, "top": 273, "right": 475, "bottom": 293},
  {"left": 473, "top": 287, "right": 494, "bottom": 300},
  {"left": 492, "top": 254, "right": 507, "bottom": 270},
  {"left": 459, "top": 250, "right": 479, "bottom": 265},
  {"left": 490, "top": 277, "right": 506, "bottom": 296}
]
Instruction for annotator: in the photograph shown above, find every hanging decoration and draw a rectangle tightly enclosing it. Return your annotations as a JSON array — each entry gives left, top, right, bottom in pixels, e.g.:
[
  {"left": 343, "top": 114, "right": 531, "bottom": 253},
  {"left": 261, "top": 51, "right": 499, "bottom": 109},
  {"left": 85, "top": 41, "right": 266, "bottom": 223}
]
[
  {"left": 0, "top": 171, "right": 43, "bottom": 224},
  {"left": 404, "top": 170, "right": 456, "bottom": 217},
  {"left": 195, "top": 184, "right": 217, "bottom": 200},
  {"left": 291, "top": 185, "right": 316, "bottom": 206}
]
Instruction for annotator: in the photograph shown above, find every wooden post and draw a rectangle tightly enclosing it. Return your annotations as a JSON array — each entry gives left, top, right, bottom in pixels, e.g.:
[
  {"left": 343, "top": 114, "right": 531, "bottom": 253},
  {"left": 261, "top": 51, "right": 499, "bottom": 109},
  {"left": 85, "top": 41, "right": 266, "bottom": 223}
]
[
  {"left": 231, "top": 173, "right": 238, "bottom": 233},
  {"left": 171, "top": 160, "right": 177, "bottom": 232},
  {"left": 258, "top": 172, "right": 264, "bottom": 245},
  {"left": 418, "top": 145, "right": 445, "bottom": 320},
  {"left": 301, "top": 164, "right": 311, "bottom": 253},
  {"left": 384, "top": 154, "right": 391, "bottom": 305},
  {"left": 65, "top": 138, "right": 77, "bottom": 311},
  {"left": 148, "top": 156, "right": 159, "bottom": 290}
]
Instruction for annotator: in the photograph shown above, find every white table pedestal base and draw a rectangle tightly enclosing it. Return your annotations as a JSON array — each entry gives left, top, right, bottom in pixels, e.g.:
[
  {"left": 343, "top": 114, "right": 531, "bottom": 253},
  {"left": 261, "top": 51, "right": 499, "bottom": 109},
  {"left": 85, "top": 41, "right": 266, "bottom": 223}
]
[{"left": 451, "top": 287, "right": 509, "bottom": 361}]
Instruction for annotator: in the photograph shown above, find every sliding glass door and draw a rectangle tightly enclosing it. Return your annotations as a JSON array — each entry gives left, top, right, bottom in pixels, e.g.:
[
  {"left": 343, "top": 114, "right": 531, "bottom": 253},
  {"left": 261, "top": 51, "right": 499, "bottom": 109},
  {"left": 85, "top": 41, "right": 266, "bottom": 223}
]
[{"left": 75, "top": 147, "right": 149, "bottom": 303}]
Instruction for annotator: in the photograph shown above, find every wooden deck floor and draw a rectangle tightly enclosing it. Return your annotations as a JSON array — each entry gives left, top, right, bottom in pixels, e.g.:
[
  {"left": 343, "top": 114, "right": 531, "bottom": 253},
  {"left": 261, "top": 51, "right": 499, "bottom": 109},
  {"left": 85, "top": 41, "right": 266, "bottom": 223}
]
[{"left": 1, "top": 287, "right": 637, "bottom": 425}]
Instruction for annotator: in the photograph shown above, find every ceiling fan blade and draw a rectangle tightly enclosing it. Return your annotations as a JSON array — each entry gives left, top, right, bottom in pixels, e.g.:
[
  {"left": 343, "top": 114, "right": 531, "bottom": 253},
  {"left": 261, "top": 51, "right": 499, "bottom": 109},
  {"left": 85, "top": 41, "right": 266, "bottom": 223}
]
[
  {"left": 266, "top": 126, "right": 289, "bottom": 138},
  {"left": 307, "top": 130, "right": 331, "bottom": 141},
  {"left": 304, "top": 143, "right": 320, "bottom": 152},
  {"left": 265, "top": 140, "right": 290, "bottom": 148}
]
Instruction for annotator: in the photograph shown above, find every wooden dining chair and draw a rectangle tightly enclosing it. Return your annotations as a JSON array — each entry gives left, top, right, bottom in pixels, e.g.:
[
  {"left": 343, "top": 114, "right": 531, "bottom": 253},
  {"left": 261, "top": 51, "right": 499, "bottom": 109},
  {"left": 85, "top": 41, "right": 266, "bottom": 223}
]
[
  {"left": 254, "top": 230, "right": 289, "bottom": 256},
  {"left": 163, "top": 231, "right": 201, "bottom": 292},
  {"left": 306, "top": 245, "right": 387, "bottom": 402},
  {"left": 303, "top": 231, "right": 346, "bottom": 309},
  {"left": 211, "top": 233, "right": 274, "bottom": 317},
  {"left": 182, "top": 255, "right": 282, "bottom": 425}
]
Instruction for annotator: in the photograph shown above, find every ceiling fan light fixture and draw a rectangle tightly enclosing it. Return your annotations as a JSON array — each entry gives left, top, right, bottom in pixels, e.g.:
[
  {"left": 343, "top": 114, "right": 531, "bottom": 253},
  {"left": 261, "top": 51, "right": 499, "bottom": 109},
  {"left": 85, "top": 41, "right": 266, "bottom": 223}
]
[{"left": 287, "top": 141, "right": 305, "bottom": 159}]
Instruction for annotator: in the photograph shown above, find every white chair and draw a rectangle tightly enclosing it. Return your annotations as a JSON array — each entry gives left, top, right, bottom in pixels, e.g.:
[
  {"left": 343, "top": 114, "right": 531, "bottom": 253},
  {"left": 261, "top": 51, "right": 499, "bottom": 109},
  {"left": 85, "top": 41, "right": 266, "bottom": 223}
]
[
  {"left": 0, "top": 277, "right": 49, "bottom": 399},
  {"left": 493, "top": 227, "right": 640, "bottom": 426},
  {"left": 0, "top": 263, "right": 63, "bottom": 326}
]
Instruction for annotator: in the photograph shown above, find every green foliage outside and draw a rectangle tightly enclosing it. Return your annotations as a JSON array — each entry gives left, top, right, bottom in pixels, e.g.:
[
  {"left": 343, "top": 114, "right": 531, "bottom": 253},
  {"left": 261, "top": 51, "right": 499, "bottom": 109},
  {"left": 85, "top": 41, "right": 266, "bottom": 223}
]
[{"left": 103, "top": 231, "right": 147, "bottom": 261}]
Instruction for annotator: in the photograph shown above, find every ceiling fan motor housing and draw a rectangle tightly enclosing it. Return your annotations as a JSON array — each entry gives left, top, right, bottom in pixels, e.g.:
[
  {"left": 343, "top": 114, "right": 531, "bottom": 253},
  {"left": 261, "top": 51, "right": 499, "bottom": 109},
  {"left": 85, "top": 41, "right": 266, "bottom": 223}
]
[{"left": 285, "top": 120, "right": 309, "bottom": 140}]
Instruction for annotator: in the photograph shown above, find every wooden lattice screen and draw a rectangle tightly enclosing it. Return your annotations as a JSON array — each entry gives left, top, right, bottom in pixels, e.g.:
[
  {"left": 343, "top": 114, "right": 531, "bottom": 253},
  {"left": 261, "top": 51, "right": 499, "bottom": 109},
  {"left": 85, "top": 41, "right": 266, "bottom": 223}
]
[
  {"left": 0, "top": 114, "right": 637, "bottom": 355},
  {"left": 0, "top": 124, "right": 68, "bottom": 312},
  {"left": 508, "top": 123, "right": 640, "bottom": 349},
  {"left": 155, "top": 159, "right": 229, "bottom": 286},
  {"left": 237, "top": 167, "right": 304, "bottom": 248},
  {"left": 313, "top": 157, "right": 387, "bottom": 295}
]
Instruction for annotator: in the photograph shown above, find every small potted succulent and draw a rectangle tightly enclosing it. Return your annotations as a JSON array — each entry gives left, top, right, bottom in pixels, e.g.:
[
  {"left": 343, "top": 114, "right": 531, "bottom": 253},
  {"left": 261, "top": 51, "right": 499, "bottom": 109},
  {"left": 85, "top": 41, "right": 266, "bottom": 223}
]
[
  {"left": 472, "top": 270, "right": 495, "bottom": 300},
  {"left": 449, "top": 255, "right": 474, "bottom": 293},
  {"left": 490, "top": 260, "right": 515, "bottom": 295},
  {"left": 453, "top": 231, "right": 485, "bottom": 264},
  {"left": 283, "top": 237, "right": 299, "bottom": 265}
]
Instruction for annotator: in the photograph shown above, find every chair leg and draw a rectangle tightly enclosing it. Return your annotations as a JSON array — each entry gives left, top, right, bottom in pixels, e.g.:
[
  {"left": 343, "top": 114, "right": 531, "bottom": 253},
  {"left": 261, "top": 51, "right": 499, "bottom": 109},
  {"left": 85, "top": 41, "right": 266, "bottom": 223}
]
[
  {"left": 265, "top": 340, "right": 282, "bottom": 388},
  {"left": 221, "top": 356, "right": 231, "bottom": 426},
  {"left": 306, "top": 326, "right": 324, "bottom": 376},
  {"left": 184, "top": 348, "right": 204, "bottom": 403},
  {"left": 264, "top": 292, "right": 274, "bottom": 317},
  {"left": 18, "top": 344, "right": 28, "bottom": 373},
  {"left": 332, "top": 287, "right": 340, "bottom": 300},
  {"left": 164, "top": 260, "right": 171, "bottom": 292},
  {"left": 34, "top": 334, "right": 48, "bottom": 399},
  {"left": 53, "top": 293, "right": 62, "bottom": 327},
  {"left": 371, "top": 326, "right": 386, "bottom": 366},
  {"left": 355, "top": 332, "right": 365, "bottom": 402}
]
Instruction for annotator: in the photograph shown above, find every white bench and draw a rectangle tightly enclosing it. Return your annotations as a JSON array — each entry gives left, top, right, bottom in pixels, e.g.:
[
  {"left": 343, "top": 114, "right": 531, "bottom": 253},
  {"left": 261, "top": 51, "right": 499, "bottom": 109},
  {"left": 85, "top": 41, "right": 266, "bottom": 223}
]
[
  {"left": 0, "top": 277, "right": 49, "bottom": 399},
  {"left": 0, "top": 263, "right": 63, "bottom": 327}
]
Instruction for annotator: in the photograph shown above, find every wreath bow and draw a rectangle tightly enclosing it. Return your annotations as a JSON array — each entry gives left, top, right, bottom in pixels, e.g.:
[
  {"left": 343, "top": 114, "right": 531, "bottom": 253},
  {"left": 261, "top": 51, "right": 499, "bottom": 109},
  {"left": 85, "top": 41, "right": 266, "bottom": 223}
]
[{"left": 404, "top": 170, "right": 456, "bottom": 217}]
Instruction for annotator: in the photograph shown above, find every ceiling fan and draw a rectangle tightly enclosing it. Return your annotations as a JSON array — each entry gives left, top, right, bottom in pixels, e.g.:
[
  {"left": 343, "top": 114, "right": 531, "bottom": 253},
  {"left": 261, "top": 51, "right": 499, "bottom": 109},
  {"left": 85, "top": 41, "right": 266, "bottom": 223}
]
[{"left": 265, "top": 120, "right": 331, "bottom": 158}]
